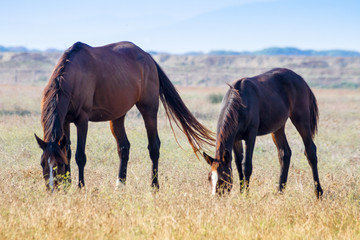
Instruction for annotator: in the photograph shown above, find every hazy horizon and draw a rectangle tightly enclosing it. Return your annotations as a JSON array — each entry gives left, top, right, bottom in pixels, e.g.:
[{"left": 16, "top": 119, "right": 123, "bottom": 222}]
[{"left": 1, "top": 45, "right": 360, "bottom": 56}]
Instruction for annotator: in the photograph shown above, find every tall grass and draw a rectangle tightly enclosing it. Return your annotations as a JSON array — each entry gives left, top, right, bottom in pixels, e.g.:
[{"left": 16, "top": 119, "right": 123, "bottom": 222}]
[{"left": 0, "top": 86, "right": 359, "bottom": 239}]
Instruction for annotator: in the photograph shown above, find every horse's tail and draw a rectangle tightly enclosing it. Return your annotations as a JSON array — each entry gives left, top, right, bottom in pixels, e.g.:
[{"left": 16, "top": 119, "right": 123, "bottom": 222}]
[
  {"left": 154, "top": 61, "right": 215, "bottom": 156},
  {"left": 309, "top": 87, "right": 319, "bottom": 139}
]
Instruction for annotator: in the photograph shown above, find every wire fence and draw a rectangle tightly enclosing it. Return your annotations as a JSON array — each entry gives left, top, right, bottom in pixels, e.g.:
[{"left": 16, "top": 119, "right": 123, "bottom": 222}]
[{"left": 0, "top": 70, "right": 51, "bottom": 84}]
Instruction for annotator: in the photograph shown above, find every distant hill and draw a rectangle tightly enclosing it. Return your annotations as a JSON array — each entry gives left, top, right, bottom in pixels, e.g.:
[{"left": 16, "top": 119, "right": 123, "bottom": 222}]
[
  {"left": 155, "top": 47, "right": 360, "bottom": 57},
  {"left": 1, "top": 45, "right": 360, "bottom": 57},
  {"left": 208, "top": 47, "right": 360, "bottom": 57},
  {"left": 0, "top": 45, "right": 62, "bottom": 53},
  {"left": 1, "top": 51, "right": 359, "bottom": 88}
]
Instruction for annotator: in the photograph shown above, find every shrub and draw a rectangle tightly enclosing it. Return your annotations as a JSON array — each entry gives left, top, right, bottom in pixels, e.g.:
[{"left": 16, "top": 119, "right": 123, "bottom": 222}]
[{"left": 208, "top": 93, "right": 224, "bottom": 104}]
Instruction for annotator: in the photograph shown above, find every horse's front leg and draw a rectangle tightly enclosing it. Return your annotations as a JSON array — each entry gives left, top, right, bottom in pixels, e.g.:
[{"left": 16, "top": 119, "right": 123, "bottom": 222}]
[
  {"left": 63, "top": 122, "right": 72, "bottom": 185},
  {"left": 75, "top": 114, "right": 88, "bottom": 188},
  {"left": 243, "top": 131, "right": 256, "bottom": 191},
  {"left": 233, "top": 140, "right": 245, "bottom": 192}
]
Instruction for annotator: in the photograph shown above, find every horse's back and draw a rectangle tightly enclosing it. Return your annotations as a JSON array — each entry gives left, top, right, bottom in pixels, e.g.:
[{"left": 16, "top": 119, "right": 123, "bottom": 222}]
[
  {"left": 266, "top": 68, "right": 314, "bottom": 113},
  {"left": 233, "top": 68, "right": 313, "bottom": 135},
  {"left": 243, "top": 68, "right": 312, "bottom": 109},
  {"left": 64, "top": 41, "right": 158, "bottom": 122}
]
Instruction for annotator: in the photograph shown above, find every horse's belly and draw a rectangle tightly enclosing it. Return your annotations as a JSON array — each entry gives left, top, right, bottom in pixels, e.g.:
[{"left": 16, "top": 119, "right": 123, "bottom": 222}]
[
  {"left": 88, "top": 110, "right": 124, "bottom": 122},
  {"left": 257, "top": 111, "right": 289, "bottom": 136},
  {"left": 89, "top": 88, "right": 139, "bottom": 121},
  {"left": 88, "top": 104, "right": 133, "bottom": 122}
]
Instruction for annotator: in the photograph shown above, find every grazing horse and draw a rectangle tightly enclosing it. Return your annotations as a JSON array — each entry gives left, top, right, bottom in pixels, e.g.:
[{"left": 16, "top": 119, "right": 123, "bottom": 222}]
[
  {"left": 35, "top": 41, "right": 214, "bottom": 191},
  {"left": 203, "top": 68, "right": 323, "bottom": 198}
]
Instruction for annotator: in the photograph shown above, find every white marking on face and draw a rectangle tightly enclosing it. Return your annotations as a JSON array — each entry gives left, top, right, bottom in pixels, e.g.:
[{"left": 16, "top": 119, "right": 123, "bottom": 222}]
[
  {"left": 48, "top": 157, "right": 54, "bottom": 191},
  {"left": 211, "top": 170, "right": 218, "bottom": 195}
]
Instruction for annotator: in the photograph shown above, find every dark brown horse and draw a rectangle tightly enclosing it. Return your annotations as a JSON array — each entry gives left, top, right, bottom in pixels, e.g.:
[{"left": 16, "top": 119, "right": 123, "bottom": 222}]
[
  {"left": 35, "top": 41, "right": 214, "bottom": 191},
  {"left": 203, "top": 68, "right": 323, "bottom": 198}
]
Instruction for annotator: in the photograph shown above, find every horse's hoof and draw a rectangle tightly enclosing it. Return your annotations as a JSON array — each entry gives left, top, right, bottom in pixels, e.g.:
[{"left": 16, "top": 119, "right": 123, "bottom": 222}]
[
  {"left": 115, "top": 179, "right": 126, "bottom": 190},
  {"left": 151, "top": 183, "right": 160, "bottom": 193}
]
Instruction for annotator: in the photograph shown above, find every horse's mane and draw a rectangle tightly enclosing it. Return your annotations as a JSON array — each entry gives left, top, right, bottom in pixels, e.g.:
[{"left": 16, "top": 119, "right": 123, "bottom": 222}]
[
  {"left": 41, "top": 42, "right": 84, "bottom": 142},
  {"left": 216, "top": 85, "right": 245, "bottom": 153}
]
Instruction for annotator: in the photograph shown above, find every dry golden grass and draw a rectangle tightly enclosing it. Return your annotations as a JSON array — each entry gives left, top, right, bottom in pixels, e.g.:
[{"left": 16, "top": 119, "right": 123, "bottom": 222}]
[{"left": 0, "top": 85, "right": 359, "bottom": 239}]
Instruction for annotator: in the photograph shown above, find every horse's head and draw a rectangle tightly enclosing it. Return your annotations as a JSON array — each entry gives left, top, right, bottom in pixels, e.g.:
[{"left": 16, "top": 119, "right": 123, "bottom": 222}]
[
  {"left": 35, "top": 134, "right": 68, "bottom": 191},
  {"left": 203, "top": 150, "right": 232, "bottom": 195}
]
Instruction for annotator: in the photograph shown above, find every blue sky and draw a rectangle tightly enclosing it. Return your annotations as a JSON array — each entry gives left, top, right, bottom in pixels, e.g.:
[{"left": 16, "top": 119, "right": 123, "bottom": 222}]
[{"left": 1, "top": 0, "right": 359, "bottom": 53}]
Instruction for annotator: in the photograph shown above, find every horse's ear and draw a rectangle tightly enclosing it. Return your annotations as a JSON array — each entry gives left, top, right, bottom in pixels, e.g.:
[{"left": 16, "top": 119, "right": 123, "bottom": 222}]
[
  {"left": 222, "top": 149, "right": 231, "bottom": 164},
  {"left": 203, "top": 152, "right": 214, "bottom": 165},
  {"left": 35, "top": 134, "right": 47, "bottom": 150},
  {"left": 59, "top": 136, "right": 67, "bottom": 150}
]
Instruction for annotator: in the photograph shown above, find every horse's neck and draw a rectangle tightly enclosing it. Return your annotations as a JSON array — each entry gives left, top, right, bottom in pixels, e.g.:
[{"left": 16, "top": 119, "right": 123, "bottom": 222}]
[
  {"left": 216, "top": 108, "right": 240, "bottom": 148},
  {"left": 43, "top": 90, "right": 71, "bottom": 143},
  {"left": 216, "top": 126, "right": 236, "bottom": 152}
]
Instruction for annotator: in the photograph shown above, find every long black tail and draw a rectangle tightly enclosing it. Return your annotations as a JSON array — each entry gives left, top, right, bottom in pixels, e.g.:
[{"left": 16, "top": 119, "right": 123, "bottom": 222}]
[
  {"left": 309, "top": 88, "right": 319, "bottom": 139},
  {"left": 154, "top": 61, "right": 215, "bottom": 155}
]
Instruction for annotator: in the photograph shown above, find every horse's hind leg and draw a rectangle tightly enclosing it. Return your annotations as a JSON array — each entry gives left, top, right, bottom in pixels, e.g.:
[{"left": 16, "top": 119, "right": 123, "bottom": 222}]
[
  {"left": 233, "top": 140, "right": 245, "bottom": 192},
  {"left": 291, "top": 117, "right": 323, "bottom": 198},
  {"left": 137, "top": 102, "right": 161, "bottom": 190},
  {"left": 110, "top": 117, "right": 130, "bottom": 187},
  {"left": 271, "top": 126, "right": 292, "bottom": 193}
]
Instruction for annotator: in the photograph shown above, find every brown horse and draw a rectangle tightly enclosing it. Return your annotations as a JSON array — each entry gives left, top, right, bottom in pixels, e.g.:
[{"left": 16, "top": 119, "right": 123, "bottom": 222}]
[
  {"left": 203, "top": 68, "right": 323, "bottom": 198},
  {"left": 35, "top": 41, "right": 214, "bottom": 191}
]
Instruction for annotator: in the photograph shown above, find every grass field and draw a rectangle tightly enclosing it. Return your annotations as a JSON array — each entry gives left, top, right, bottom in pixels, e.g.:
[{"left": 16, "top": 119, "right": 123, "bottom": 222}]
[{"left": 0, "top": 84, "right": 359, "bottom": 239}]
